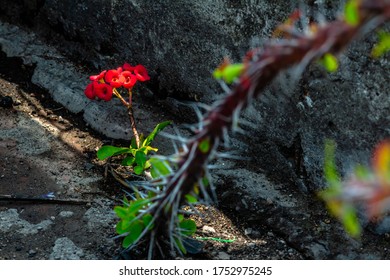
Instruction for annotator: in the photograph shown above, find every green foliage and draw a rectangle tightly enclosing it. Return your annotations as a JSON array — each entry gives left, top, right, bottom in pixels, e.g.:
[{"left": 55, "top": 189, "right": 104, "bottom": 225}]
[
  {"left": 114, "top": 197, "right": 155, "bottom": 248},
  {"left": 344, "top": 0, "right": 360, "bottom": 26},
  {"left": 97, "top": 121, "right": 171, "bottom": 175},
  {"left": 319, "top": 53, "right": 339, "bottom": 73},
  {"left": 319, "top": 140, "right": 361, "bottom": 238},
  {"left": 115, "top": 195, "right": 197, "bottom": 252},
  {"left": 213, "top": 63, "right": 244, "bottom": 84},
  {"left": 372, "top": 30, "right": 390, "bottom": 58},
  {"left": 198, "top": 138, "right": 211, "bottom": 154}
]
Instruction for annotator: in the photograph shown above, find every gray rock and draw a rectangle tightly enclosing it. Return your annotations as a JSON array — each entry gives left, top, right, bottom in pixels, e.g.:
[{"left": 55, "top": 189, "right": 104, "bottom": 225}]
[
  {"left": 217, "top": 251, "right": 231, "bottom": 260},
  {"left": 375, "top": 216, "right": 390, "bottom": 235},
  {"left": 0, "top": 209, "right": 52, "bottom": 235},
  {"left": 49, "top": 237, "right": 84, "bottom": 260},
  {"left": 59, "top": 211, "right": 74, "bottom": 218}
]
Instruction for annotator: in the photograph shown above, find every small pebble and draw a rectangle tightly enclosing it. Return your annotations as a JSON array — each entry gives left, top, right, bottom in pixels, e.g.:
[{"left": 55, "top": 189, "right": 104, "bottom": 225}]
[
  {"left": 244, "top": 228, "right": 253, "bottom": 235},
  {"left": 217, "top": 251, "right": 231, "bottom": 260},
  {"left": 59, "top": 211, "right": 74, "bottom": 218},
  {"left": 202, "top": 225, "right": 216, "bottom": 234}
]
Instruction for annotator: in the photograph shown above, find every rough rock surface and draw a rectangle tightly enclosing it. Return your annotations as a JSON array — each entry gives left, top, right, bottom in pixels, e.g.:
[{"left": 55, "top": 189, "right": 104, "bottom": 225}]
[{"left": 1, "top": 1, "right": 390, "bottom": 259}]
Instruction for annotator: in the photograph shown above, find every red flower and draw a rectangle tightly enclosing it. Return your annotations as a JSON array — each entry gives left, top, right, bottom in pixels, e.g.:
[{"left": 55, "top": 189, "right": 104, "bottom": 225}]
[
  {"left": 121, "top": 71, "right": 137, "bottom": 89},
  {"left": 94, "top": 83, "right": 113, "bottom": 101},
  {"left": 89, "top": 70, "right": 107, "bottom": 82},
  {"left": 133, "top": 65, "right": 150, "bottom": 82},
  {"left": 123, "top": 63, "right": 135, "bottom": 72},
  {"left": 105, "top": 69, "right": 124, "bottom": 88},
  {"left": 84, "top": 82, "right": 96, "bottom": 99}
]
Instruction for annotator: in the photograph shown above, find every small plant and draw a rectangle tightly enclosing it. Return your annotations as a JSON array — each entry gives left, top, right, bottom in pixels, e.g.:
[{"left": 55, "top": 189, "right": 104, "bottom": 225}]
[
  {"left": 84, "top": 63, "right": 171, "bottom": 175},
  {"left": 97, "top": 121, "right": 171, "bottom": 175}
]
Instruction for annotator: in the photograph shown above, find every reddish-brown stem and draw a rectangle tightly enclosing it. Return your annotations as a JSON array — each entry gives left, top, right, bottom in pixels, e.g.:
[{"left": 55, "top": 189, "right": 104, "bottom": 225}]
[
  {"left": 113, "top": 88, "right": 141, "bottom": 148},
  {"left": 128, "top": 104, "right": 140, "bottom": 148}
]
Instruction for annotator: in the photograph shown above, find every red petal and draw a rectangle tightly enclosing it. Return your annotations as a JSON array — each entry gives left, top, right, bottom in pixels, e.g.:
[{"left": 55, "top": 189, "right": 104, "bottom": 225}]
[
  {"left": 105, "top": 70, "right": 123, "bottom": 88},
  {"left": 89, "top": 70, "right": 107, "bottom": 81},
  {"left": 134, "top": 65, "right": 150, "bottom": 82},
  {"left": 94, "top": 83, "right": 113, "bottom": 101},
  {"left": 123, "top": 63, "right": 135, "bottom": 72},
  {"left": 121, "top": 71, "right": 137, "bottom": 89},
  {"left": 84, "top": 83, "right": 96, "bottom": 99}
]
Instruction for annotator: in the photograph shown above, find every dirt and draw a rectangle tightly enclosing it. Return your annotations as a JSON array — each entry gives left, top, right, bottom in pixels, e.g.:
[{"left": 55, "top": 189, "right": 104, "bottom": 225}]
[{"left": 0, "top": 52, "right": 304, "bottom": 260}]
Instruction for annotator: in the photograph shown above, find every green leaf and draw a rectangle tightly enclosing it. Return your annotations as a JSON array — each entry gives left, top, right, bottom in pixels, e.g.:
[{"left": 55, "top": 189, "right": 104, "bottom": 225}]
[
  {"left": 185, "top": 194, "right": 198, "bottom": 204},
  {"left": 372, "top": 31, "right": 390, "bottom": 58},
  {"left": 122, "top": 221, "right": 144, "bottom": 248},
  {"left": 174, "top": 237, "right": 187, "bottom": 254},
  {"left": 97, "top": 146, "right": 131, "bottom": 160},
  {"left": 121, "top": 156, "right": 135, "bottom": 166},
  {"left": 213, "top": 63, "right": 244, "bottom": 84},
  {"left": 144, "top": 160, "right": 151, "bottom": 169},
  {"left": 342, "top": 204, "right": 361, "bottom": 238},
  {"left": 150, "top": 158, "right": 172, "bottom": 179},
  {"left": 142, "top": 121, "right": 172, "bottom": 147},
  {"left": 135, "top": 151, "right": 147, "bottom": 167},
  {"left": 179, "top": 219, "right": 197, "bottom": 236},
  {"left": 144, "top": 145, "right": 158, "bottom": 153},
  {"left": 116, "top": 220, "right": 128, "bottom": 234},
  {"left": 319, "top": 53, "right": 339, "bottom": 73},
  {"left": 134, "top": 165, "right": 144, "bottom": 175},
  {"left": 324, "top": 139, "right": 340, "bottom": 188},
  {"left": 198, "top": 138, "right": 211, "bottom": 154},
  {"left": 344, "top": 0, "right": 360, "bottom": 26},
  {"left": 114, "top": 206, "right": 129, "bottom": 219},
  {"left": 142, "top": 214, "right": 154, "bottom": 230},
  {"left": 354, "top": 164, "right": 371, "bottom": 180},
  {"left": 130, "top": 134, "right": 144, "bottom": 149}
]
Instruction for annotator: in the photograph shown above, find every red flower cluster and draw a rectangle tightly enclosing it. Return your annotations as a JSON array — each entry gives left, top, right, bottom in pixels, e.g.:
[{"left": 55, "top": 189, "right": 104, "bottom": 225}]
[{"left": 85, "top": 63, "right": 150, "bottom": 101}]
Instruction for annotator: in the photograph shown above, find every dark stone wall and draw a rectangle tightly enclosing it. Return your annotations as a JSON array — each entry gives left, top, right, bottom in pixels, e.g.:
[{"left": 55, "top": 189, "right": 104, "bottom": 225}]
[{"left": 1, "top": 0, "right": 389, "bottom": 193}]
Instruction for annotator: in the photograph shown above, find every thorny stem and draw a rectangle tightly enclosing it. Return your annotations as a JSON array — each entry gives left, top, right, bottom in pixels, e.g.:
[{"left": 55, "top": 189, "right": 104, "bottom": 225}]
[
  {"left": 142, "top": 0, "right": 390, "bottom": 257},
  {"left": 113, "top": 88, "right": 141, "bottom": 148}
]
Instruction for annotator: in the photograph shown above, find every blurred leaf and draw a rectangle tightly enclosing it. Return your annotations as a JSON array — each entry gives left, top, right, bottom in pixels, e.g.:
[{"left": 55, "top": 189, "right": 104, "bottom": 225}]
[
  {"left": 213, "top": 63, "right": 244, "bottom": 84},
  {"left": 198, "top": 138, "right": 211, "bottom": 154},
  {"left": 150, "top": 158, "right": 172, "bottom": 179},
  {"left": 371, "top": 31, "right": 390, "bottom": 58},
  {"left": 324, "top": 139, "right": 341, "bottom": 188},
  {"left": 319, "top": 53, "right": 339, "bottom": 73},
  {"left": 344, "top": 0, "right": 360, "bottom": 26},
  {"left": 354, "top": 164, "right": 371, "bottom": 180},
  {"left": 97, "top": 146, "right": 131, "bottom": 160},
  {"left": 185, "top": 194, "right": 198, "bottom": 204},
  {"left": 143, "top": 121, "right": 172, "bottom": 147},
  {"left": 342, "top": 205, "right": 361, "bottom": 238},
  {"left": 372, "top": 140, "right": 390, "bottom": 182}
]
